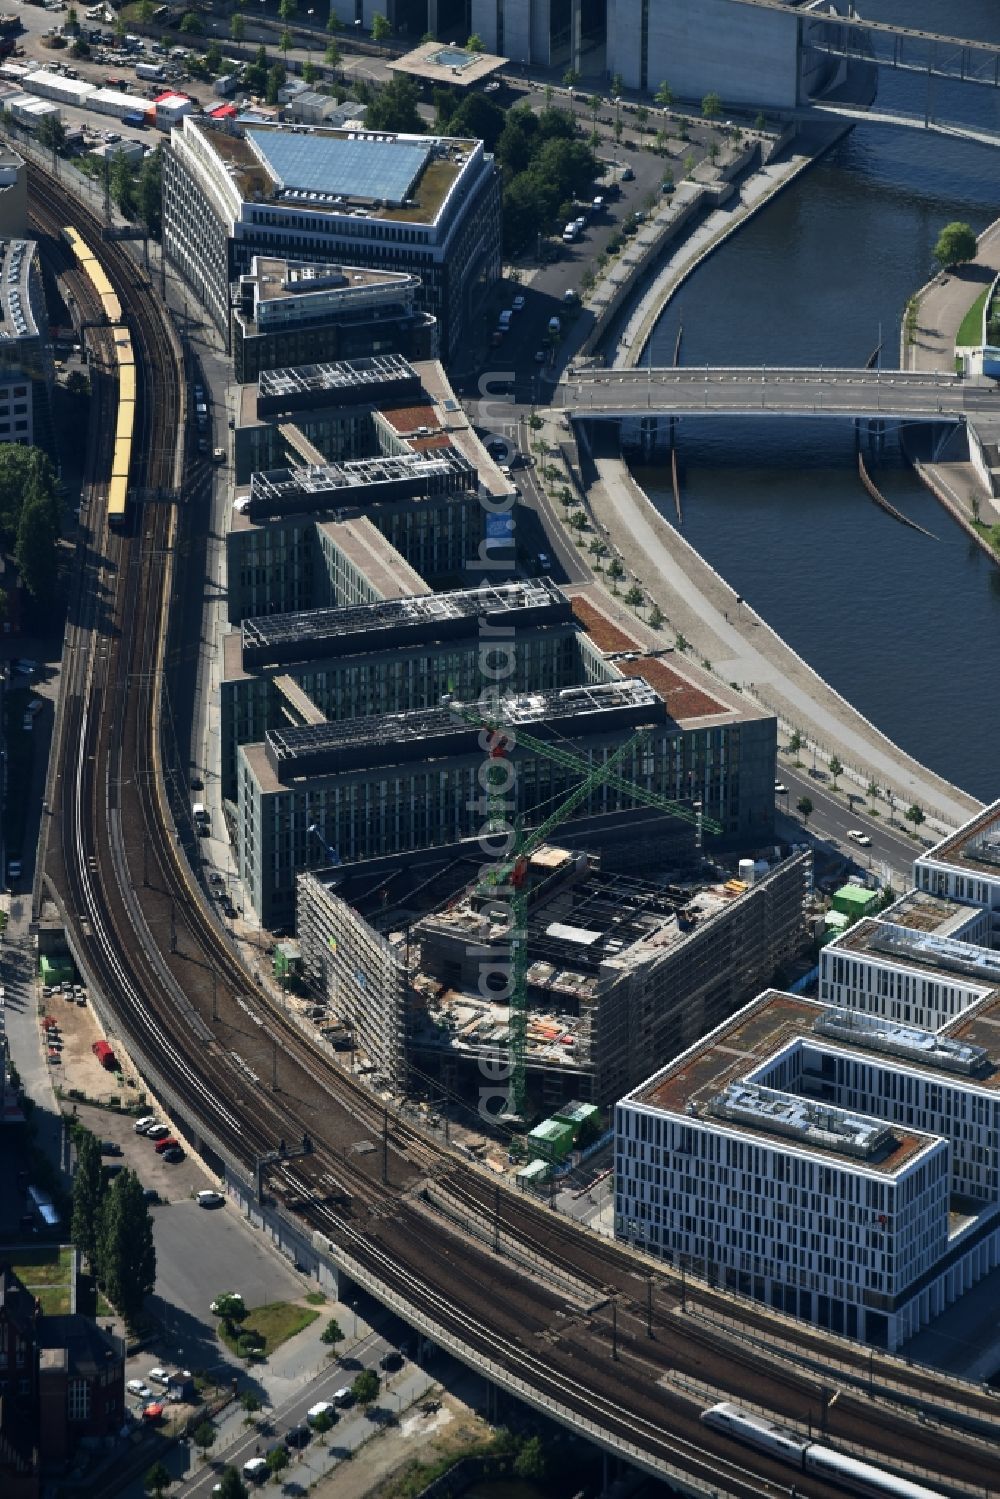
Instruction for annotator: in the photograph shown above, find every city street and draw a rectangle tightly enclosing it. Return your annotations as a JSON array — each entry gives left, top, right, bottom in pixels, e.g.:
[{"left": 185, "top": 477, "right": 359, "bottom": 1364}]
[{"left": 775, "top": 761, "right": 924, "bottom": 888}]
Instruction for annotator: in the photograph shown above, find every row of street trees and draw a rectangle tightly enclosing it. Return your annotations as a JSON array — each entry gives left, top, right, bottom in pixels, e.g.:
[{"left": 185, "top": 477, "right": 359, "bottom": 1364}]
[
  {"left": 71, "top": 1129, "right": 156, "bottom": 1330},
  {"left": 0, "top": 445, "right": 62, "bottom": 609}
]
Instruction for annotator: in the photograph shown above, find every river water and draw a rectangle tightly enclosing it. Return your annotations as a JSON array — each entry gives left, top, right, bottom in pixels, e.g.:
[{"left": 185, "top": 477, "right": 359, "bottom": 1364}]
[{"left": 634, "top": 0, "right": 1000, "bottom": 801}]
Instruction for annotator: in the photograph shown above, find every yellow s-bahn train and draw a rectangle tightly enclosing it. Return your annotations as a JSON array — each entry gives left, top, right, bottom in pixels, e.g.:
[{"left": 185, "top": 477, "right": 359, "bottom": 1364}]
[{"left": 62, "top": 225, "right": 133, "bottom": 527}]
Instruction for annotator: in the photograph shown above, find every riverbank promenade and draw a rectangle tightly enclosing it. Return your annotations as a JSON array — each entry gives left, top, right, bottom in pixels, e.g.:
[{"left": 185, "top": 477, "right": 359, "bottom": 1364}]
[
  {"left": 906, "top": 224, "right": 1000, "bottom": 376},
  {"left": 564, "top": 428, "right": 981, "bottom": 833}
]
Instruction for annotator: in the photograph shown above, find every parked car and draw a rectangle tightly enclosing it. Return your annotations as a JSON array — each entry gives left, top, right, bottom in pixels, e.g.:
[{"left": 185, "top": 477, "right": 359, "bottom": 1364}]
[
  {"left": 196, "top": 1190, "right": 224, "bottom": 1208},
  {"left": 100, "top": 1141, "right": 122, "bottom": 1156},
  {"left": 145, "top": 1124, "right": 170, "bottom": 1140},
  {"left": 154, "top": 1136, "right": 180, "bottom": 1155},
  {"left": 126, "top": 1379, "right": 151, "bottom": 1398},
  {"left": 161, "top": 1146, "right": 184, "bottom": 1163}
]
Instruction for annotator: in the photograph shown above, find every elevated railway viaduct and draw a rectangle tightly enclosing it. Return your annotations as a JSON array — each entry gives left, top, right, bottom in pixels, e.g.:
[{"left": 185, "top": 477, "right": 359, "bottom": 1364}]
[{"left": 27, "top": 163, "right": 1000, "bottom": 1498}]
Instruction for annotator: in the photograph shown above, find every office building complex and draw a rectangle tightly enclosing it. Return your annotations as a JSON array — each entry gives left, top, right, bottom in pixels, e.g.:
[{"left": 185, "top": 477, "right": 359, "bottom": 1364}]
[
  {"left": 163, "top": 118, "right": 501, "bottom": 359},
  {"left": 231, "top": 255, "right": 437, "bottom": 384},
  {"left": 617, "top": 801, "right": 1000, "bottom": 1351},
  {"left": 226, "top": 356, "right": 505, "bottom": 621},
  {"left": 221, "top": 578, "right": 600, "bottom": 801},
  {"left": 436, "top": 0, "right": 840, "bottom": 105},
  {"left": 241, "top": 659, "right": 776, "bottom": 928}
]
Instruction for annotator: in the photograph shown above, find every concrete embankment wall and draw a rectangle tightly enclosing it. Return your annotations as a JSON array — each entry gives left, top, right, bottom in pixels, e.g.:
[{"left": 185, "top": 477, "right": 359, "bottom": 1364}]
[
  {"left": 580, "top": 133, "right": 781, "bottom": 361},
  {"left": 617, "top": 125, "right": 832, "bottom": 370}
]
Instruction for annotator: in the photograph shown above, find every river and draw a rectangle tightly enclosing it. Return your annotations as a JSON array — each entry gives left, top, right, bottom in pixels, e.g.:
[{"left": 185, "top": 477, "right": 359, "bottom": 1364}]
[{"left": 634, "top": 0, "right": 1000, "bottom": 802}]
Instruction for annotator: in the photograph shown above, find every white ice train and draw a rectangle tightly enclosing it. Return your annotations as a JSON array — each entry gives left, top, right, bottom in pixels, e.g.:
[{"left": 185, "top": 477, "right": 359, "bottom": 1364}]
[{"left": 700, "top": 1403, "right": 946, "bottom": 1499}]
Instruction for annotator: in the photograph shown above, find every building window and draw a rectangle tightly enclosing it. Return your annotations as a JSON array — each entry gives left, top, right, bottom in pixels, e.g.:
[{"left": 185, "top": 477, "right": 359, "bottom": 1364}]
[{"left": 68, "top": 1378, "right": 91, "bottom": 1421}]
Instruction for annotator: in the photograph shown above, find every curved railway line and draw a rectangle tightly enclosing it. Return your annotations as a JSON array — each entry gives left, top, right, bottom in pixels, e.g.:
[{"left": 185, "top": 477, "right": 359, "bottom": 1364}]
[{"left": 24, "top": 163, "right": 1000, "bottom": 1499}]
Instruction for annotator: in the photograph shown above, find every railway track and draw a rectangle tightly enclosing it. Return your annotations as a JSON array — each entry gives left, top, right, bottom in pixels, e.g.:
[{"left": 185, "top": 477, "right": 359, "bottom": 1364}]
[{"left": 25, "top": 162, "right": 1000, "bottom": 1499}]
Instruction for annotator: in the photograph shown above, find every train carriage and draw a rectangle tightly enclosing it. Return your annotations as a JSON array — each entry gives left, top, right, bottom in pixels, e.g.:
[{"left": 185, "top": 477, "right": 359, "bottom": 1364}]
[{"left": 62, "top": 225, "right": 134, "bottom": 527}]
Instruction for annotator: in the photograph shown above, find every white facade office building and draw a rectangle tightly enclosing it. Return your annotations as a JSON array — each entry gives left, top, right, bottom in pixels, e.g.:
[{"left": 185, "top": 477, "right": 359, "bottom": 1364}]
[
  {"left": 616, "top": 991, "right": 1000, "bottom": 1350},
  {"left": 618, "top": 801, "right": 1000, "bottom": 1350}
]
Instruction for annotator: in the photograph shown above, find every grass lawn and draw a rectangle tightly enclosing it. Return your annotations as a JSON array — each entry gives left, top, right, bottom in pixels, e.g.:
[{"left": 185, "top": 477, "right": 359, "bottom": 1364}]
[
  {"left": 34, "top": 1285, "right": 72, "bottom": 1314},
  {"left": 10, "top": 1246, "right": 73, "bottom": 1287},
  {"left": 304, "top": 1290, "right": 327, "bottom": 1306},
  {"left": 973, "top": 519, "right": 1000, "bottom": 556},
  {"left": 957, "top": 286, "right": 989, "bottom": 347},
  {"left": 219, "top": 1302, "right": 319, "bottom": 1357}
]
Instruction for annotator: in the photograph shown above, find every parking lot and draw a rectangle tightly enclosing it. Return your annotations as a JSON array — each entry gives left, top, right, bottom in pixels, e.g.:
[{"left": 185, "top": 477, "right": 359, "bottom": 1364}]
[{"left": 71, "top": 1100, "right": 215, "bottom": 1203}]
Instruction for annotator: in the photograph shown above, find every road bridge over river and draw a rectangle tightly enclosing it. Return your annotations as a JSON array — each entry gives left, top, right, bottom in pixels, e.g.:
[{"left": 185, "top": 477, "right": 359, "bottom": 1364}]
[{"left": 557, "top": 366, "right": 1000, "bottom": 423}]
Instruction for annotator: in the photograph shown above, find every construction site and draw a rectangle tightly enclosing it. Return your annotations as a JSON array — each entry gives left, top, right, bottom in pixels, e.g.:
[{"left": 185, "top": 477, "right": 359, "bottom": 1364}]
[{"left": 296, "top": 838, "right": 812, "bottom": 1120}]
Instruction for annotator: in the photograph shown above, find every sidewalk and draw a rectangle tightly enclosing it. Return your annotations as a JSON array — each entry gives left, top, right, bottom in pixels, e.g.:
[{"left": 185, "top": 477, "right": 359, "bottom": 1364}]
[{"left": 904, "top": 220, "right": 1000, "bottom": 375}]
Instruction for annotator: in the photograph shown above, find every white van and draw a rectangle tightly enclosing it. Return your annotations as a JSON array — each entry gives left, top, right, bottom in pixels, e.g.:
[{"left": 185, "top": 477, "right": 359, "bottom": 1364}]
[
  {"left": 242, "top": 1457, "right": 268, "bottom": 1484},
  {"left": 192, "top": 802, "right": 208, "bottom": 824},
  {"left": 307, "top": 1400, "right": 336, "bottom": 1424}
]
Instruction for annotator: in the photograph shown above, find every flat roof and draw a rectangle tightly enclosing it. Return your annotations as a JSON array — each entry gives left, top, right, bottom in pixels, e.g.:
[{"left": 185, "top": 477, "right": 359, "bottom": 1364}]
[
  {"left": 244, "top": 255, "right": 414, "bottom": 305},
  {"left": 387, "top": 40, "right": 507, "bottom": 89},
  {"left": 833, "top": 915, "right": 1000, "bottom": 991},
  {"left": 568, "top": 595, "right": 758, "bottom": 726},
  {"left": 876, "top": 887, "right": 976, "bottom": 937},
  {"left": 247, "top": 128, "right": 431, "bottom": 206},
  {"left": 240, "top": 579, "right": 569, "bottom": 666},
  {"left": 267, "top": 679, "right": 662, "bottom": 768},
  {"left": 198, "top": 120, "right": 478, "bottom": 224},
  {"left": 630, "top": 991, "right": 939, "bottom": 1175},
  {"left": 246, "top": 447, "right": 476, "bottom": 519},
  {"left": 922, "top": 801, "right": 1000, "bottom": 878},
  {"left": 258, "top": 354, "right": 419, "bottom": 409}
]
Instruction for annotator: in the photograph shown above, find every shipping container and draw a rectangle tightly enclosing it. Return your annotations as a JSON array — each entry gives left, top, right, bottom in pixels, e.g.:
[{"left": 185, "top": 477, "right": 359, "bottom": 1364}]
[
  {"left": 23, "top": 69, "right": 95, "bottom": 105},
  {"left": 91, "top": 1039, "right": 118, "bottom": 1070},
  {"left": 89, "top": 86, "right": 142, "bottom": 118}
]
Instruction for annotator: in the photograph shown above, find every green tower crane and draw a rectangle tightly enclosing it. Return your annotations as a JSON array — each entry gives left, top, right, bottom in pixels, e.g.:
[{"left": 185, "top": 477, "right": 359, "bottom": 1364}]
[{"left": 453, "top": 698, "right": 722, "bottom": 1119}]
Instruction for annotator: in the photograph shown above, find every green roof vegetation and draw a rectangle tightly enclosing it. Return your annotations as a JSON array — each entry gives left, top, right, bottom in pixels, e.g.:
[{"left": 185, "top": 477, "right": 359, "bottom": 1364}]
[{"left": 957, "top": 285, "right": 989, "bottom": 348}]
